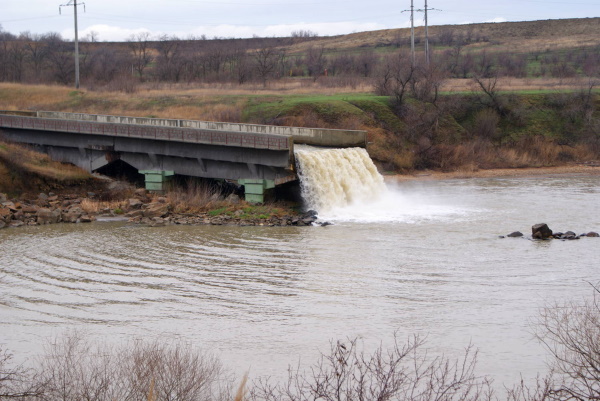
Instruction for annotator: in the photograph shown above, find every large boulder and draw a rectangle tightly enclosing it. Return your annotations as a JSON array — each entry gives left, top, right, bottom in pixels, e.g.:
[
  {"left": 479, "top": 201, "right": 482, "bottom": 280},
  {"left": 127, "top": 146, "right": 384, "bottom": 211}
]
[
  {"left": 532, "top": 223, "right": 553, "bottom": 239},
  {"left": 128, "top": 198, "right": 143, "bottom": 210},
  {"left": 0, "top": 206, "right": 11, "bottom": 223},
  {"left": 143, "top": 202, "right": 170, "bottom": 218},
  {"left": 62, "top": 206, "right": 84, "bottom": 223},
  {"left": 36, "top": 208, "right": 61, "bottom": 224}
]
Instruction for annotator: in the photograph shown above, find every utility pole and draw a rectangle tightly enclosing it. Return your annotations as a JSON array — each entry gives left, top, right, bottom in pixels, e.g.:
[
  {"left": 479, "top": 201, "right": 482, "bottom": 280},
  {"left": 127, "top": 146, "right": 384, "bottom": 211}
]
[
  {"left": 60, "top": 0, "right": 85, "bottom": 89},
  {"left": 424, "top": 0, "right": 429, "bottom": 65},
  {"left": 401, "top": 0, "right": 416, "bottom": 65},
  {"left": 415, "top": 1, "right": 441, "bottom": 66}
]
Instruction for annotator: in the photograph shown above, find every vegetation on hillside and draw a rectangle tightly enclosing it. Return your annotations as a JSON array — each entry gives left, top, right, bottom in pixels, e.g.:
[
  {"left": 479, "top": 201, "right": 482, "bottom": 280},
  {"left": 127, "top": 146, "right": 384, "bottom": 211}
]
[
  {"left": 1, "top": 81, "right": 598, "bottom": 173},
  {"left": 0, "top": 18, "right": 598, "bottom": 174},
  {"left": 0, "top": 18, "right": 599, "bottom": 90}
]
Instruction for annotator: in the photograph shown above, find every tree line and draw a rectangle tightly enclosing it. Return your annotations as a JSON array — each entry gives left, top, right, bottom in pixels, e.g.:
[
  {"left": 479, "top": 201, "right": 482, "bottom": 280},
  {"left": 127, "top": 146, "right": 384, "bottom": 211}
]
[{"left": 0, "top": 25, "right": 598, "bottom": 90}]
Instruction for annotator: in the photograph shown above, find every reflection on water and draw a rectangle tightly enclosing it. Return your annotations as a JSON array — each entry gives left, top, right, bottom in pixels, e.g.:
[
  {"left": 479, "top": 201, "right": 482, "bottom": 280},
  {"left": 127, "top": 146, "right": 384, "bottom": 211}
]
[{"left": 0, "top": 175, "right": 599, "bottom": 390}]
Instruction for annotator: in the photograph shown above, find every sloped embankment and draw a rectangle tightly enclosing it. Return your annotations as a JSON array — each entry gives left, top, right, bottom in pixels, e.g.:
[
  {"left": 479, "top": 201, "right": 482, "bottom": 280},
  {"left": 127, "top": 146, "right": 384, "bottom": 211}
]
[{"left": 0, "top": 138, "right": 96, "bottom": 196}]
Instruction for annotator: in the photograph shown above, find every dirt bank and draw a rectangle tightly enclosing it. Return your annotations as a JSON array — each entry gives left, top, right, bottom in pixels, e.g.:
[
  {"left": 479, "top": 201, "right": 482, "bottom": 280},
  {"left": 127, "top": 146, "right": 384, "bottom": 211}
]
[{"left": 385, "top": 163, "right": 600, "bottom": 183}]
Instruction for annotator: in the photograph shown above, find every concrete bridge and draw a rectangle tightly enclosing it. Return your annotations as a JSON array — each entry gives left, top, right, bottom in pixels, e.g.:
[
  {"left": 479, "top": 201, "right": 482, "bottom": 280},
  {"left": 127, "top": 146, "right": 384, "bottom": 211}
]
[{"left": 0, "top": 111, "right": 366, "bottom": 202}]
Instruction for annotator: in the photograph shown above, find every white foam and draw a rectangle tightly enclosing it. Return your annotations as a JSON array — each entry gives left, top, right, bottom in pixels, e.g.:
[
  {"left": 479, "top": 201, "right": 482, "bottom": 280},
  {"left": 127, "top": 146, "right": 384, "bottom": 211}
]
[{"left": 295, "top": 146, "right": 472, "bottom": 223}]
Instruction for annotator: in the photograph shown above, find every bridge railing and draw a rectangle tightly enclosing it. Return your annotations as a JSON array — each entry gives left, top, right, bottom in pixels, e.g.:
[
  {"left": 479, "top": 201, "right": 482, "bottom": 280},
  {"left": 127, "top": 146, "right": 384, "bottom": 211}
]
[
  {"left": 35, "top": 111, "right": 367, "bottom": 148},
  {"left": 0, "top": 114, "right": 290, "bottom": 151}
]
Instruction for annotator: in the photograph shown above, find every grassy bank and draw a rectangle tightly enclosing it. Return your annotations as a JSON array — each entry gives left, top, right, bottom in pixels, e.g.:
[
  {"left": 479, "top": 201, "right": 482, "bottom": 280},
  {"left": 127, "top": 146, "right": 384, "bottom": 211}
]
[{"left": 1, "top": 83, "right": 598, "bottom": 174}]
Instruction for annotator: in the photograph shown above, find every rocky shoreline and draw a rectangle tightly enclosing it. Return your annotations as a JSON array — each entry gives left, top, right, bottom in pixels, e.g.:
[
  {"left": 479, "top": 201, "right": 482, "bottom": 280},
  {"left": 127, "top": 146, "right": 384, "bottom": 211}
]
[{"left": 0, "top": 189, "right": 322, "bottom": 229}]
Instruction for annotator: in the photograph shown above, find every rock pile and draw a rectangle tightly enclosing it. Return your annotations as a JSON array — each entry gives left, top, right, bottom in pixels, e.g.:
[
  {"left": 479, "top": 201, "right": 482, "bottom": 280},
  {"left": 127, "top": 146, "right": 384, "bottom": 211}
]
[
  {"left": 1, "top": 190, "right": 326, "bottom": 229},
  {"left": 0, "top": 192, "right": 97, "bottom": 229},
  {"left": 501, "top": 223, "right": 599, "bottom": 240}
]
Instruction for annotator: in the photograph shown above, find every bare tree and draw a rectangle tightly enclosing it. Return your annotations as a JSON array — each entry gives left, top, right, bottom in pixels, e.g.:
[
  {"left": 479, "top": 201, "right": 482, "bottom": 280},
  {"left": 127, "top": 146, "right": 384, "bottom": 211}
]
[
  {"left": 24, "top": 34, "right": 50, "bottom": 82},
  {"left": 0, "top": 347, "right": 43, "bottom": 399},
  {"left": 304, "top": 45, "right": 327, "bottom": 81},
  {"left": 253, "top": 45, "right": 279, "bottom": 87},
  {"left": 374, "top": 51, "right": 417, "bottom": 109},
  {"left": 250, "top": 334, "right": 493, "bottom": 401},
  {"left": 36, "top": 332, "right": 230, "bottom": 401},
  {"left": 128, "top": 32, "right": 153, "bottom": 81},
  {"left": 155, "top": 34, "right": 186, "bottom": 82},
  {"left": 534, "top": 283, "right": 600, "bottom": 400}
]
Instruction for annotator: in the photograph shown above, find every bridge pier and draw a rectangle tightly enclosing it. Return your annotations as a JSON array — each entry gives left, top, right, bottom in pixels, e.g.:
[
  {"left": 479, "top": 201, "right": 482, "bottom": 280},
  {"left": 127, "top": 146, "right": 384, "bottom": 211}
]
[
  {"left": 139, "top": 170, "right": 175, "bottom": 193},
  {"left": 238, "top": 179, "right": 275, "bottom": 204}
]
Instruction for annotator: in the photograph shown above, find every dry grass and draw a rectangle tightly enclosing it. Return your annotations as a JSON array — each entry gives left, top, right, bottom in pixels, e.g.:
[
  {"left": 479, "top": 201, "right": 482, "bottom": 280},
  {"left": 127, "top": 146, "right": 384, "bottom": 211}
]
[
  {"left": 166, "top": 180, "right": 228, "bottom": 214},
  {"left": 234, "top": 372, "right": 248, "bottom": 401},
  {"left": 442, "top": 77, "right": 596, "bottom": 93},
  {"left": 293, "top": 17, "right": 600, "bottom": 53},
  {"left": 80, "top": 199, "right": 126, "bottom": 214},
  {"left": 432, "top": 137, "right": 596, "bottom": 171},
  {"left": 0, "top": 140, "right": 90, "bottom": 181}
]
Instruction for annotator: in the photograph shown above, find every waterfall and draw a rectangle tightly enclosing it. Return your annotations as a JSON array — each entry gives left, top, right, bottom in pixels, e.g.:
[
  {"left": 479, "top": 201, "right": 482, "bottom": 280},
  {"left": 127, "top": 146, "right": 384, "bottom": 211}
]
[{"left": 294, "top": 145, "right": 386, "bottom": 213}]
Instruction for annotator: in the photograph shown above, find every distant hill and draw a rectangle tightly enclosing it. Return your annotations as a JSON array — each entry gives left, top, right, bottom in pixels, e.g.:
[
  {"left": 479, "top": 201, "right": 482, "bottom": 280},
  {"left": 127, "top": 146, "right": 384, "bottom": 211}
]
[{"left": 281, "top": 17, "right": 600, "bottom": 54}]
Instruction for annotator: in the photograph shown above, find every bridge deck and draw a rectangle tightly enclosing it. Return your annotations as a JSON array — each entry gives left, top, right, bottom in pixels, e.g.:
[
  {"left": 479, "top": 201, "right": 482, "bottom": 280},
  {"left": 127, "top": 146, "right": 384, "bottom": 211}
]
[{"left": 0, "top": 114, "right": 290, "bottom": 151}]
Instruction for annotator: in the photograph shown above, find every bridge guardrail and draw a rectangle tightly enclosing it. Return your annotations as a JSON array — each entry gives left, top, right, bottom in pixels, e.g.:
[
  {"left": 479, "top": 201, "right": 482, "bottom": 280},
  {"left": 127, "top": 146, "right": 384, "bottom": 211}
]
[{"left": 0, "top": 114, "right": 290, "bottom": 151}]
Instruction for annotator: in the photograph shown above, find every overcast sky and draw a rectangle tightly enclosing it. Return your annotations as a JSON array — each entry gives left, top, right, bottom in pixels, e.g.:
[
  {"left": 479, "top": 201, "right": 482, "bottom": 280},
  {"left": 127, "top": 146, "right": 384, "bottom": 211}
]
[{"left": 1, "top": 0, "right": 599, "bottom": 42}]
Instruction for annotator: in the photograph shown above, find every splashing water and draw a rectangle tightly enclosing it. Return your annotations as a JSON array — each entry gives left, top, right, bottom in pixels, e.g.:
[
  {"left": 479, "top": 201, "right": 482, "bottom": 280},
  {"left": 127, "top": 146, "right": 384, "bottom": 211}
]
[
  {"left": 294, "top": 146, "right": 386, "bottom": 213},
  {"left": 294, "top": 145, "right": 474, "bottom": 223}
]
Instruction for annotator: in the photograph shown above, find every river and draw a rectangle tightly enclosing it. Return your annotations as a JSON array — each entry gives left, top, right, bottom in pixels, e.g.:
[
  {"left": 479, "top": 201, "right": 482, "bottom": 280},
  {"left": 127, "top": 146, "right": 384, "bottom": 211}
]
[{"left": 1, "top": 174, "right": 599, "bottom": 390}]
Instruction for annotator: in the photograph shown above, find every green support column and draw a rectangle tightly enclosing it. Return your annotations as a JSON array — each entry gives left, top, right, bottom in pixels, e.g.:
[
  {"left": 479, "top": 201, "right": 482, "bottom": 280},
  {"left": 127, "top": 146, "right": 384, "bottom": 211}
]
[
  {"left": 238, "top": 179, "right": 275, "bottom": 204},
  {"left": 139, "top": 170, "right": 175, "bottom": 193}
]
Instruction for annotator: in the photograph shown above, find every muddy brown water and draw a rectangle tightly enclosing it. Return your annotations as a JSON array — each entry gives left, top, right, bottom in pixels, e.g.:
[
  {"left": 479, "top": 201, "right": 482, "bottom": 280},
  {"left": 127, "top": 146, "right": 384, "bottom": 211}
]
[{"left": 1, "top": 175, "right": 599, "bottom": 389}]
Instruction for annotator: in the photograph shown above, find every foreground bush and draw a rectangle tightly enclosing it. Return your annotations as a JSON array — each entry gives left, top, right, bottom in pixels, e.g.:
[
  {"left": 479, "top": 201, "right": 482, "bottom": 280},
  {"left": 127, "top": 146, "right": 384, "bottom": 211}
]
[
  {"left": 1, "top": 335, "right": 230, "bottom": 401},
  {"left": 2, "top": 286, "right": 600, "bottom": 401}
]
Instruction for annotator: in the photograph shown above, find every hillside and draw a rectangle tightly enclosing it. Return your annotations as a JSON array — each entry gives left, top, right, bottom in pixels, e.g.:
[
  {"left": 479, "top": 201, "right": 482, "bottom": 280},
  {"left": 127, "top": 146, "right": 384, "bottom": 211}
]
[
  {"left": 287, "top": 18, "right": 600, "bottom": 53},
  {"left": 1, "top": 17, "right": 599, "bottom": 91},
  {"left": 1, "top": 83, "right": 598, "bottom": 174}
]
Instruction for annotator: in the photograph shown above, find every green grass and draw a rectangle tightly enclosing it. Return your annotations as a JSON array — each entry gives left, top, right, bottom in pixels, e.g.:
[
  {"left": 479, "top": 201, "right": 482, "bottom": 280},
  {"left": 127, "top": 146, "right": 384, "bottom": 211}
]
[
  {"left": 208, "top": 207, "right": 228, "bottom": 216},
  {"left": 242, "top": 93, "right": 389, "bottom": 124}
]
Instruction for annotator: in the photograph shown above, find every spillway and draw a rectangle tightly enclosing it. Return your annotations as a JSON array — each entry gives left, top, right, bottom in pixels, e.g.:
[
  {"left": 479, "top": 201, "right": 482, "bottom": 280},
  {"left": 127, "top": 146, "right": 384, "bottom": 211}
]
[{"left": 294, "top": 146, "right": 386, "bottom": 213}]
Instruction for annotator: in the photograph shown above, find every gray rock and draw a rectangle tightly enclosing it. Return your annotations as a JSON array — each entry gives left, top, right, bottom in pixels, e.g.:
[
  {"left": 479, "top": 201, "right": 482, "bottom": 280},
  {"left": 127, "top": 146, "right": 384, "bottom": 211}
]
[
  {"left": 36, "top": 208, "right": 61, "bottom": 224},
  {"left": 38, "top": 193, "right": 49, "bottom": 201},
  {"left": 125, "top": 210, "right": 144, "bottom": 218},
  {"left": 0, "top": 193, "right": 7, "bottom": 202},
  {"left": 143, "top": 202, "right": 169, "bottom": 218},
  {"left": 128, "top": 198, "right": 143, "bottom": 209},
  {"left": 0, "top": 206, "right": 11, "bottom": 223},
  {"left": 80, "top": 215, "right": 95, "bottom": 223},
  {"left": 532, "top": 223, "right": 553, "bottom": 239},
  {"left": 9, "top": 221, "right": 24, "bottom": 228},
  {"left": 149, "top": 217, "right": 166, "bottom": 227},
  {"left": 226, "top": 194, "right": 241, "bottom": 205},
  {"left": 0, "top": 220, "right": 5, "bottom": 229},
  {"left": 507, "top": 231, "right": 523, "bottom": 238},
  {"left": 62, "top": 206, "right": 84, "bottom": 223}
]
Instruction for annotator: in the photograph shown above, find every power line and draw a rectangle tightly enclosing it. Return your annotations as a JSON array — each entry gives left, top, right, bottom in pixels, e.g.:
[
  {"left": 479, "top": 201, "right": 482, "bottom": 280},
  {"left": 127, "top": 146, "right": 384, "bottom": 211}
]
[
  {"left": 59, "top": 0, "right": 85, "bottom": 89},
  {"left": 415, "top": 0, "right": 441, "bottom": 65},
  {"left": 401, "top": 1, "right": 416, "bottom": 65}
]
